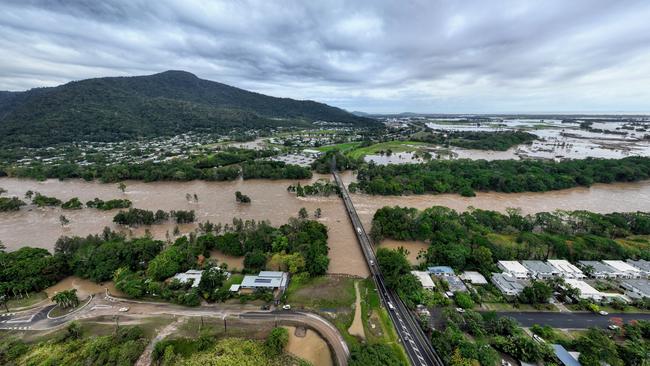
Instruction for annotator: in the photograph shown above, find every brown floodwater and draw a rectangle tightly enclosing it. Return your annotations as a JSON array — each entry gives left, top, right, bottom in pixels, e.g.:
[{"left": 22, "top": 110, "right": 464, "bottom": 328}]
[
  {"left": 2, "top": 175, "right": 650, "bottom": 277},
  {"left": 284, "top": 325, "right": 333, "bottom": 366},
  {"left": 0, "top": 171, "right": 368, "bottom": 277}
]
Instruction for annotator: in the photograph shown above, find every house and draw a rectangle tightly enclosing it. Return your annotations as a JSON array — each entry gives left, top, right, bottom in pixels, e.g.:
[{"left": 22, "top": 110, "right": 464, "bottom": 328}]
[
  {"left": 497, "top": 261, "right": 529, "bottom": 279},
  {"left": 460, "top": 271, "right": 488, "bottom": 285},
  {"left": 240, "top": 271, "right": 289, "bottom": 293},
  {"left": 411, "top": 271, "right": 436, "bottom": 290},
  {"left": 547, "top": 260, "right": 586, "bottom": 279},
  {"left": 626, "top": 259, "right": 650, "bottom": 277},
  {"left": 491, "top": 273, "right": 527, "bottom": 296},
  {"left": 619, "top": 279, "right": 650, "bottom": 299},
  {"left": 445, "top": 276, "right": 469, "bottom": 293},
  {"left": 521, "top": 260, "right": 559, "bottom": 279},
  {"left": 427, "top": 266, "right": 455, "bottom": 277},
  {"left": 564, "top": 279, "right": 605, "bottom": 301},
  {"left": 552, "top": 344, "right": 581, "bottom": 366},
  {"left": 172, "top": 268, "right": 230, "bottom": 288},
  {"left": 578, "top": 261, "right": 621, "bottom": 279},
  {"left": 602, "top": 260, "right": 642, "bottom": 279}
]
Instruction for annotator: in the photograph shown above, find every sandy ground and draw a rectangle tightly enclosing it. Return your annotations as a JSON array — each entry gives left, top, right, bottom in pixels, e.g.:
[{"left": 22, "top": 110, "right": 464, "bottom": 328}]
[
  {"left": 284, "top": 326, "right": 333, "bottom": 366},
  {"left": 347, "top": 281, "right": 365, "bottom": 340},
  {"left": 44, "top": 276, "right": 124, "bottom": 299}
]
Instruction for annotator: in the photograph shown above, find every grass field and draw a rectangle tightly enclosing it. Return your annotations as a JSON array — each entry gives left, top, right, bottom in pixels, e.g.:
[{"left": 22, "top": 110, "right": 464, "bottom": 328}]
[
  {"left": 4, "top": 292, "right": 48, "bottom": 311},
  {"left": 346, "top": 141, "right": 430, "bottom": 159},
  {"left": 285, "top": 275, "right": 357, "bottom": 310}
]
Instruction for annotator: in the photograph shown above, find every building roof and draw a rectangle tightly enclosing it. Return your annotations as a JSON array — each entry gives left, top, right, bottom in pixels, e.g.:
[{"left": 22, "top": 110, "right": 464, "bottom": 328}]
[
  {"left": 627, "top": 259, "right": 650, "bottom": 272},
  {"left": 445, "top": 275, "right": 468, "bottom": 292},
  {"left": 552, "top": 344, "right": 581, "bottom": 366},
  {"left": 498, "top": 261, "right": 529, "bottom": 274},
  {"left": 172, "top": 270, "right": 204, "bottom": 288},
  {"left": 427, "top": 266, "right": 454, "bottom": 274},
  {"left": 240, "top": 271, "right": 288, "bottom": 289},
  {"left": 603, "top": 260, "right": 642, "bottom": 273},
  {"left": 411, "top": 271, "right": 435, "bottom": 288},
  {"left": 621, "top": 279, "right": 650, "bottom": 296},
  {"left": 491, "top": 273, "right": 526, "bottom": 293},
  {"left": 579, "top": 261, "right": 618, "bottom": 274},
  {"left": 565, "top": 279, "right": 601, "bottom": 296},
  {"left": 460, "top": 271, "right": 488, "bottom": 284},
  {"left": 548, "top": 260, "right": 584, "bottom": 275},
  {"left": 521, "top": 260, "right": 558, "bottom": 274},
  {"left": 229, "top": 284, "right": 241, "bottom": 292}
]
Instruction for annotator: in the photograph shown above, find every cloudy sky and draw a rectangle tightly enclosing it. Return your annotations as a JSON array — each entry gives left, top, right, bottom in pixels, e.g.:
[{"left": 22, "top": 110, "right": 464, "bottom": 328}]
[{"left": 2, "top": 0, "right": 650, "bottom": 113}]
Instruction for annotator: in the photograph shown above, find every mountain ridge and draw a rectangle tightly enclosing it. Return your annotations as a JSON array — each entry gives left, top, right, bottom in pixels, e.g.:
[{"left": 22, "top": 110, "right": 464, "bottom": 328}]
[{"left": 0, "top": 70, "right": 376, "bottom": 147}]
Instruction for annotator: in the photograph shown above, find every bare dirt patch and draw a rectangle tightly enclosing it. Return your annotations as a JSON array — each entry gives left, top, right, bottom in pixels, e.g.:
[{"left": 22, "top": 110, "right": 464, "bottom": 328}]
[
  {"left": 347, "top": 281, "right": 365, "bottom": 339},
  {"left": 284, "top": 325, "right": 333, "bottom": 366}
]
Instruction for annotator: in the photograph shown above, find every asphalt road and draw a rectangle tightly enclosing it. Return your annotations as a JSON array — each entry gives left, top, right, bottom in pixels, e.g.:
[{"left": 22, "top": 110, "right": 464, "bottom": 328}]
[
  {"left": 496, "top": 311, "right": 650, "bottom": 328},
  {"left": 333, "top": 170, "right": 444, "bottom": 366}
]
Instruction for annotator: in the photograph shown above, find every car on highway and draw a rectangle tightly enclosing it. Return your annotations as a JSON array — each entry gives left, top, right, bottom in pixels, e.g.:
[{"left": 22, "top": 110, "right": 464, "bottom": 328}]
[
  {"left": 356, "top": 227, "right": 362, "bottom": 234},
  {"left": 118, "top": 307, "right": 129, "bottom": 312},
  {"left": 387, "top": 301, "right": 395, "bottom": 310},
  {"left": 282, "top": 304, "right": 291, "bottom": 310},
  {"left": 599, "top": 310, "right": 609, "bottom": 316}
]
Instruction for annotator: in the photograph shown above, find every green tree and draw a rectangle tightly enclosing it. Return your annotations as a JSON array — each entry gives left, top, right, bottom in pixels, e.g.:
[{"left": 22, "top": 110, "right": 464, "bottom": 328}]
[
  {"left": 265, "top": 327, "right": 289, "bottom": 356},
  {"left": 575, "top": 328, "right": 623, "bottom": 366},
  {"left": 519, "top": 280, "right": 553, "bottom": 304},
  {"left": 454, "top": 292, "right": 475, "bottom": 309}
]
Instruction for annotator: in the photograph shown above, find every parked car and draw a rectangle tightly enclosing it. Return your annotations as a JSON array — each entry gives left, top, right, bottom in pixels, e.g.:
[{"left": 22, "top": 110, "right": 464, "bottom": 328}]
[
  {"left": 608, "top": 324, "right": 620, "bottom": 330},
  {"left": 282, "top": 304, "right": 291, "bottom": 310},
  {"left": 533, "top": 334, "right": 545, "bottom": 343},
  {"left": 261, "top": 304, "right": 270, "bottom": 310},
  {"left": 599, "top": 310, "right": 609, "bottom": 316},
  {"left": 455, "top": 307, "right": 466, "bottom": 313}
]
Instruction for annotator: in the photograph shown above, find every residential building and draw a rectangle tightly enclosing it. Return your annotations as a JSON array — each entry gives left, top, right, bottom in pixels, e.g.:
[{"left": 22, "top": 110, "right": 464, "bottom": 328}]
[
  {"left": 627, "top": 259, "right": 650, "bottom": 277},
  {"left": 564, "top": 279, "right": 605, "bottom": 301},
  {"left": 522, "top": 260, "right": 560, "bottom": 279},
  {"left": 619, "top": 279, "right": 650, "bottom": 299},
  {"left": 552, "top": 344, "right": 581, "bottom": 366},
  {"left": 427, "top": 266, "right": 455, "bottom": 277},
  {"left": 240, "top": 271, "right": 289, "bottom": 292},
  {"left": 497, "top": 261, "right": 530, "bottom": 279},
  {"left": 411, "top": 271, "right": 435, "bottom": 290},
  {"left": 491, "top": 273, "right": 527, "bottom": 297},
  {"left": 603, "top": 260, "right": 642, "bottom": 279},
  {"left": 460, "top": 271, "right": 488, "bottom": 285},
  {"left": 578, "top": 261, "right": 621, "bottom": 279},
  {"left": 444, "top": 275, "right": 468, "bottom": 293},
  {"left": 172, "top": 268, "right": 230, "bottom": 288},
  {"left": 547, "top": 259, "right": 586, "bottom": 279}
]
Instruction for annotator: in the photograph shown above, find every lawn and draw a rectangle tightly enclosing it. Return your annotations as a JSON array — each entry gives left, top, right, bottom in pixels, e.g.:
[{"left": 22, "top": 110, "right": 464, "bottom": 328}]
[
  {"left": 346, "top": 140, "right": 430, "bottom": 159},
  {"left": 483, "top": 302, "right": 558, "bottom": 312},
  {"left": 4, "top": 292, "right": 48, "bottom": 311},
  {"left": 285, "top": 275, "right": 357, "bottom": 310},
  {"left": 315, "top": 141, "right": 362, "bottom": 153}
]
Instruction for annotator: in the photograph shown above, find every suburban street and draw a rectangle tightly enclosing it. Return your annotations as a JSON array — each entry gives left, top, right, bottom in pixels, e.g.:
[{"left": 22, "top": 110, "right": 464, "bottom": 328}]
[
  {"left": 496, "top": 311, "right": 650, "bottom": 328},
  {"left": 333, "top": 170, "right": 444, "bottom": 366}
]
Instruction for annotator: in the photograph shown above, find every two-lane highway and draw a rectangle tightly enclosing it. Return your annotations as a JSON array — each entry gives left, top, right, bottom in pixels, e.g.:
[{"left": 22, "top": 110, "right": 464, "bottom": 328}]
[{"left": 333, "top": 171, "right": 444, "bottom": 366}]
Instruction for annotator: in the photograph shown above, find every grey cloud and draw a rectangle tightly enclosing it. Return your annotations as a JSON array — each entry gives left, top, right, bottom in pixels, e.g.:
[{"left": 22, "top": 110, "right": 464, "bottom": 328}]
[{"left": 1, "top": 0, "right": 650, "bottom": 113}]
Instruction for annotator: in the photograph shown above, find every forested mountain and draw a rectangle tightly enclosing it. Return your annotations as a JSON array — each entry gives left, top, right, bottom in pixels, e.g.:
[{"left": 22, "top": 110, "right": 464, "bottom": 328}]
[{"left": 0, "top": 70, "right": 375, "bottom": 147}]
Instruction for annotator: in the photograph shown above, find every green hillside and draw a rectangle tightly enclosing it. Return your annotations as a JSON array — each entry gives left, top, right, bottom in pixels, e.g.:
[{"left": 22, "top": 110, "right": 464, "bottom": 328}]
[{"left": 0, "top": 70, "right": 375, "bottom": 147}]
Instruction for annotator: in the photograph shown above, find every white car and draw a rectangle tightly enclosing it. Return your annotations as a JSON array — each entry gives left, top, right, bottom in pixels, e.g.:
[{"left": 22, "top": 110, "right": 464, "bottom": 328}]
[
  {"left": 455, "top": 307, "right": 466, "bottom": 313},
  {"left": 387, "top": 301, "right": 395, "bottom": 310},
  {"left": 608, "top": 324, "right": 619, "bottom": 330},
  {"left": 599, "top": 310, "right": 609, "bottom": 316},
  {"left": 118, "top": 307, "right": 129, "bottom": 312},
  {"left": 533, "top": 334, "right": 545, "bottom": 343},
  {"left": 282, "top": 304, "right": 291, "bottom": 310}
]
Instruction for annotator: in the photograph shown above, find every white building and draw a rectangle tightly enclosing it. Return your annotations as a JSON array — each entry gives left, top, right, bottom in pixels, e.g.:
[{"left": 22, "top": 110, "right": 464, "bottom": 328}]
[
  {"left": 627, "top": 259, "right": 650, "bottom": 278},
  {"left": 564, "top": 279, "right": 604, "bottom": 301},
  {"left": 497, "top": 261, "right": 530, "bottom": 279},
  {"left": 172, "top": 268, "right": 231, "bottom": 288},
  {"left": 619, "top": 279, "right": 650, "bottom": 299},
  {"left": 240, "top": 271, "right": 289, "bottom": 292},
  {"left": 578, "top": 261, "right": 620, "bottom": 279},
  {"left": 460, "top": 271, "right": 488, "bottom": 285},
  {"left": 602, "top": 260, "right": 643, "bottom": 279},
  {"left": 411, "top": 271, "right": 436, "bottom": 290},
  {"left": 547, "top": 260, "right": 586, "bottom": 279}
]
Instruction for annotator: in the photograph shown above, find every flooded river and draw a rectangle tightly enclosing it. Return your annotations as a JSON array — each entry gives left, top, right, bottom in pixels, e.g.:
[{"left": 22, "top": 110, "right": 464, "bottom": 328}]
[{"left": 2, "top": 175, "right": 650, "bottom": 277}]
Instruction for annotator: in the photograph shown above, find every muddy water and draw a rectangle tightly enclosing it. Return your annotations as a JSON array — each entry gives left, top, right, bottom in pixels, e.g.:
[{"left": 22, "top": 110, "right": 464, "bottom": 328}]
[
  {"left": 377, "top": 239, "right": 429, "bottom": 265},
  {"left": 3, "top": 175, "right": 650, "bottom": 277},
  {"left": 0, "top": 171, "right": 368, "bottom": 277},
  {"left": 44, "top": 276, "right": 123, "bottom": 298},
  {"left": 284, "top": 326, "right": 333, "bottom": 366}
]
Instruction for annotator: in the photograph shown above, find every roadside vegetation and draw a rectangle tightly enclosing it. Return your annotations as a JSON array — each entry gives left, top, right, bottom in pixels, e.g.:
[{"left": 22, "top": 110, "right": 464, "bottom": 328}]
[{"left": 414, "top": 130, "right": 537, "bottom": 151}]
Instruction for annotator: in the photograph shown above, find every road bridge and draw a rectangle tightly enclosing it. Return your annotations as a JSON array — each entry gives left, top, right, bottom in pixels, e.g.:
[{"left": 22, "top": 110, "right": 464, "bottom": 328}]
[{"left": 332, "top": 170, "right": 444, "bottom": 366}]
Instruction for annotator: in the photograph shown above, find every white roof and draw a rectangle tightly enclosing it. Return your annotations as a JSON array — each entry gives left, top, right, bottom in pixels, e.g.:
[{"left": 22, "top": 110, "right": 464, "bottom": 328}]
[
  {"left": 498, "top": 261, "right": 529, "bottom": 274},
  {"left": 565, "top": 279, "right": 601, "bottom": 296},
  {"left": 460, "top": 271, "right": 488, "bottom": 284},
  {"left": 548, "top": 260, "right": 584, "bottom": 275},
  {"left": 602, "top": 260, "right": 641, "bottom": 273},
  {"left": 411, "top": 271, "right": 435, "bottom": 288},
  {"left": 229, "top": 284, "right": 241, "bottom": 292}
]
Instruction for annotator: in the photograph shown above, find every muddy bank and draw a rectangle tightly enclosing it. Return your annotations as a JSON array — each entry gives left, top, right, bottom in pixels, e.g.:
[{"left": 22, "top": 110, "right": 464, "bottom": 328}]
[{"left": 284, "top": 326, "right": 333, "bottom": 366}]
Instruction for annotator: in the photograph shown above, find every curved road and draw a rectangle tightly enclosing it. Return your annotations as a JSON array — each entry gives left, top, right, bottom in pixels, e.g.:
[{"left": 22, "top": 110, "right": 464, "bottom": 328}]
[{"left": 1, "top": 294, "right": 350, "bottom": 366}]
